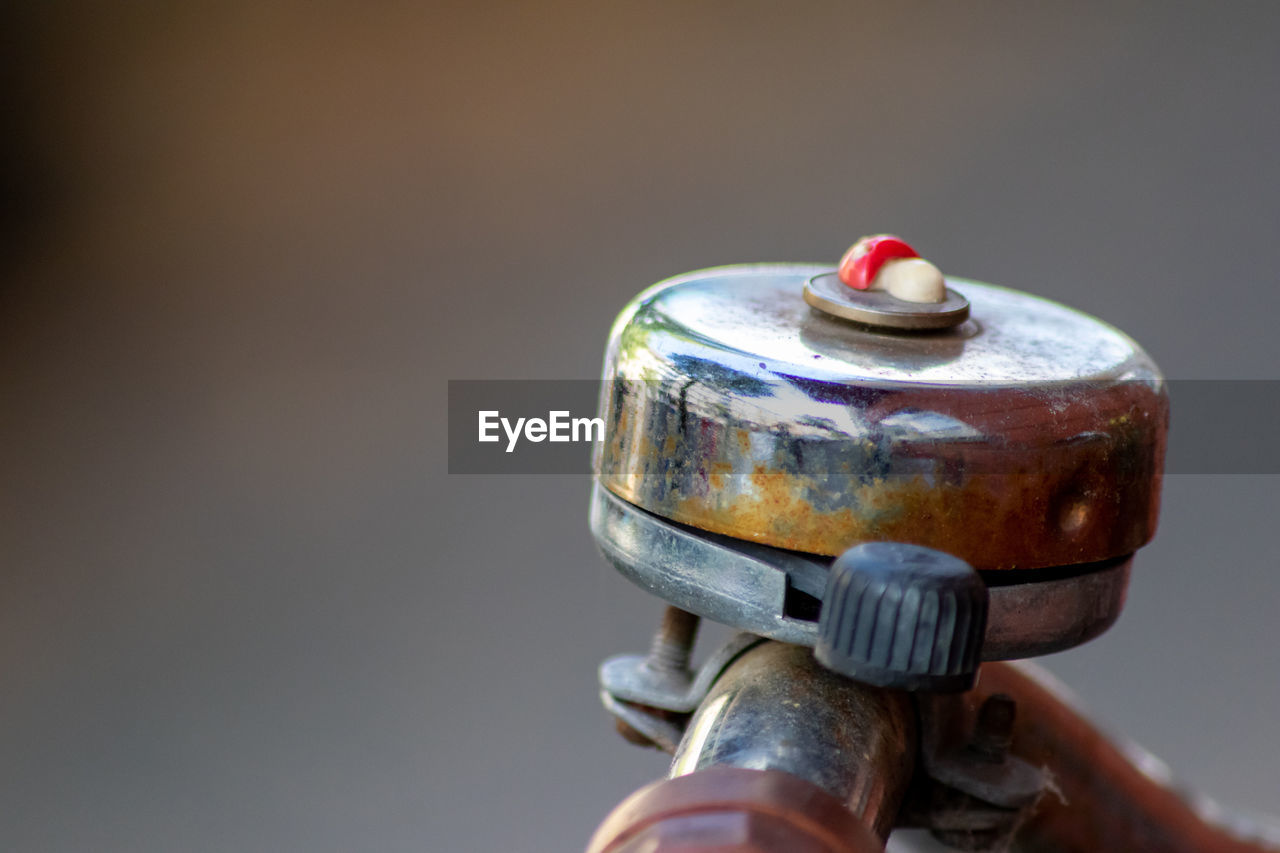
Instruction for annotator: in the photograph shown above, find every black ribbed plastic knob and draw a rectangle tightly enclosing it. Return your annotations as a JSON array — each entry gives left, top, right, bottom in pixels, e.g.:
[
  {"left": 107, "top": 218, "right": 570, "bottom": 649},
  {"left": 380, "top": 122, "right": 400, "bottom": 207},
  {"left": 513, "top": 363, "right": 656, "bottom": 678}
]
[{"left": 815, "top": 542, "right": 987, "bottom": 692}]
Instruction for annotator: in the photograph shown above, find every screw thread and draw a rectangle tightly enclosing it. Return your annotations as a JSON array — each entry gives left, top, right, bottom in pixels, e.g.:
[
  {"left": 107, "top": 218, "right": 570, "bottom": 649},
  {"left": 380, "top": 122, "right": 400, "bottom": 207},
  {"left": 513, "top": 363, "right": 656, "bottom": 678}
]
[{"left": 646, "top": 606, "right": 699, "bottom": 673}]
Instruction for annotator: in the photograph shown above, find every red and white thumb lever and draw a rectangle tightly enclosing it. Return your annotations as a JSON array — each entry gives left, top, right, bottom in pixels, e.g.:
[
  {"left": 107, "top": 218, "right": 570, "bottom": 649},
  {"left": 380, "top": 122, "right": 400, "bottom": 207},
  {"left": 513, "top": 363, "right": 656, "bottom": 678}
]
[{"left": 838, "top": 235, "right": 946, "bottom": 304}]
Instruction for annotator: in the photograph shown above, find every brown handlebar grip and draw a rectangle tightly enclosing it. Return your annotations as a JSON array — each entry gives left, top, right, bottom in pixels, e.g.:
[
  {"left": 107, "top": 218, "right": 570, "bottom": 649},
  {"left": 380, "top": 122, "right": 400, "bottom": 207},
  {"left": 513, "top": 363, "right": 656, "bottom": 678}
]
[
  {"left": 586, "top": 766, "right": 884, "bottom": 853},
  {"left": 976, "top": 663, "right": 1280, "bottom": 852}
]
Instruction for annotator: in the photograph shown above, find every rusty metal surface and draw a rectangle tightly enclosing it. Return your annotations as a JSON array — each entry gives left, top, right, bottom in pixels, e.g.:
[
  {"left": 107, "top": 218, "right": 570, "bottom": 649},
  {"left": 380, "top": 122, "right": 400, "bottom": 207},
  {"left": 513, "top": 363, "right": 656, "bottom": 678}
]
[
  {"left": 982, "top": 556, "right": 1131, "bottom": 659},
  {"left": 908, "top": 692, "right": 1048, "bottom": 848},
  {"left": 972, "top": 662, "right": 1280, "bottom": 852},
  {"left": 595, "top": 265, "right": 1167, "bottom": 569}
]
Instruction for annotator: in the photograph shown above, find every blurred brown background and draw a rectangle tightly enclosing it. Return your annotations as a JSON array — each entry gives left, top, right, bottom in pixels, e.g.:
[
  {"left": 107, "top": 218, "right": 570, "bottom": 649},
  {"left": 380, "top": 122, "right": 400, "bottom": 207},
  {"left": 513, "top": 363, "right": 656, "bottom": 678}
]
[{"left": 2, "top": 3, "right": 1278, "bottom": 851}]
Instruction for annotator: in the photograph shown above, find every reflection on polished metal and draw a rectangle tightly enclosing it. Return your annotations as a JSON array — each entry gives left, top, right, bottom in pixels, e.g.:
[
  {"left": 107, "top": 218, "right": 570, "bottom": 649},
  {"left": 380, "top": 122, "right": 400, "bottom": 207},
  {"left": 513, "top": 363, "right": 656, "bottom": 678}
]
[
  {"left": 595, "top": 264, "right": 1168, "bottom": 570},
  {"left": 590, "top": 482, "right": 1131, "bottom": 660},
  {"left": 670, "top": 641, "right": 916, "bottom": 842},
  {"left": 804, "top": 270, "right": 970, "bottom": 330}
]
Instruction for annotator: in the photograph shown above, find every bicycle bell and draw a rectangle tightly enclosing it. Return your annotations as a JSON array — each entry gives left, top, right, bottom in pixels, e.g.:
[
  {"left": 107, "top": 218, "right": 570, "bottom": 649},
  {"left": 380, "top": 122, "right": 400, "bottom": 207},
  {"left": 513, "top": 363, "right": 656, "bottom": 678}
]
[{"left": 591, "top": 236, "right": 1168, "bottom": 693}]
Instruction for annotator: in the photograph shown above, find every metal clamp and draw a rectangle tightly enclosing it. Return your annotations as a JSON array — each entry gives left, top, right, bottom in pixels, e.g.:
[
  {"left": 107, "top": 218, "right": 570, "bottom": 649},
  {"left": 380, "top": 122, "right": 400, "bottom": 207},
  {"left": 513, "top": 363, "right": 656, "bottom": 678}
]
[{"left": 599, "top": 617, "right": 767, "bottom": 754}]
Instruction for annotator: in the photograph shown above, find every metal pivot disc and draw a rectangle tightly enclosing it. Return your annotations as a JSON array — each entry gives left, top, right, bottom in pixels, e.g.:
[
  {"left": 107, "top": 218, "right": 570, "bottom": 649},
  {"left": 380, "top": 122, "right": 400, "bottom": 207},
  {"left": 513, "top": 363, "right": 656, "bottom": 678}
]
[{"left": 804, "top": 271, "right": 969, "bottom": 330}]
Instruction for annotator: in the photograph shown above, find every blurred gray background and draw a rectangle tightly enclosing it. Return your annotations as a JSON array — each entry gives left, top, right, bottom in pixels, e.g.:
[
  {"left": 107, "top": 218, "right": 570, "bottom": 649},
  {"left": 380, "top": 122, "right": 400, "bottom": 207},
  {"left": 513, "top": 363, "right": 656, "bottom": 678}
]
[{"left": 2, "top": 2, "right": 1278, "bottom": 851}]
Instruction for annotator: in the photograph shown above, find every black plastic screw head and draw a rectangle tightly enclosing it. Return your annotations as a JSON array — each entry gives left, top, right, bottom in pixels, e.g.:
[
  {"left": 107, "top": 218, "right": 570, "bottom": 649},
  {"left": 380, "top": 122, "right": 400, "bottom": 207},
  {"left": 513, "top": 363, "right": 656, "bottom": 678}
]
[{"left": 815, "top": 542, "right": 988, "bottom": 692}]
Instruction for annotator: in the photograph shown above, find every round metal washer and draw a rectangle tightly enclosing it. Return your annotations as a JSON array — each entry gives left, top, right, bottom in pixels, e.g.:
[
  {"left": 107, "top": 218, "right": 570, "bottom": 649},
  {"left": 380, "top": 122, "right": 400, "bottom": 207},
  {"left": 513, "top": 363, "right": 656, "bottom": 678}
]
[{"left": 804, "top": 270, "right": 970, "bottom": 330}]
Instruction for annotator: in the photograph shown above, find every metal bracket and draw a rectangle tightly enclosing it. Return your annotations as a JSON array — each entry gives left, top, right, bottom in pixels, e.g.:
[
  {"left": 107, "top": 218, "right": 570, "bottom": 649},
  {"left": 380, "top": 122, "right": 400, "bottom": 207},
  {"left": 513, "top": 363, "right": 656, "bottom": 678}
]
[
  {"left": 904, "top": 692, "right": 1047, "bottom": 848},
  {"left": 598, "top": 632, "right": 768, "bottom": 753},
  {"left": 591, "top": 482, "right": 1132, "bottom": 661},
  {"left": 600, "top": 632, "right": 765, "bottom": 713}
]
